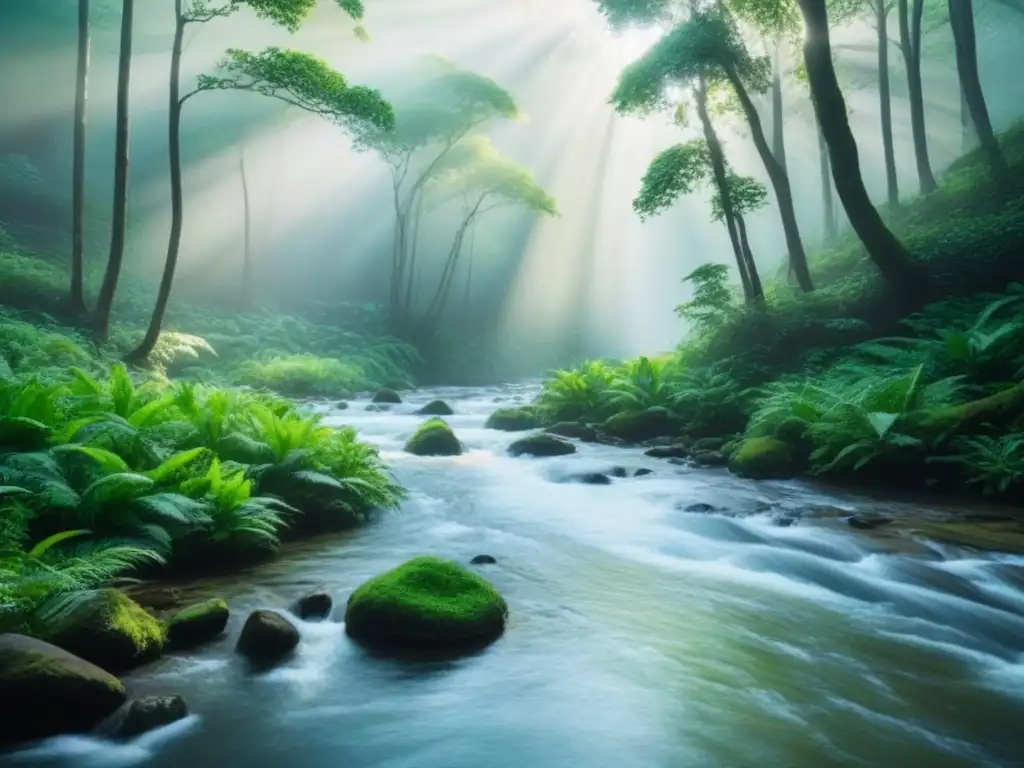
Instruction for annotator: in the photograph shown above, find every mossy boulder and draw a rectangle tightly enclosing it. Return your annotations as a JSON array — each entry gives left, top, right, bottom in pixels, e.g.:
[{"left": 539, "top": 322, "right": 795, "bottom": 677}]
[
  {"left": 0, "top": 634, "right": 128, "bottom": 747},
  {"left": 345, "top": 556, "right": 507, "bottom": 651},
  {"left": 53, "top": 588, "right": 166, "bottom": 672},
  {"left": 485, "top": 406, "right": 539, "bottom": 432},
  {"left": 236, "top": 610, "right": 300, "bottom": 664},
  {"left": 417, "top": 399, "right": 454, "bottom": 416},
  {"left": 693, "top": 450, "right": 728, "bottom": 467},
  {"left": 645, "top": 444, "right": 689, "bottom": 459},
  {"left": 167, "top": 598, "right": 229, "bottom": 650},
  {"left": 602, "top": 408, "right": 680, "bottom": 443},
  {"left": 544, "top": 422, "right": 598, "bottom": 442},
  {"left": 727, "top": 437, "right": 798, "bottom": 479},
  {"left": 372, "top": 388, "right": 402, "bottom": 404},
  {"left": 691, "top": 436, "right": 727, "bottom": 452},
  {"left": 116, "top": 695, "right": 189, "bottom": 739},
  {"left": 508, "top": 433, "right": 576, "bottom": 457},
  {"left": 405, "top": 417, "right": 462, "bottom": 456}
]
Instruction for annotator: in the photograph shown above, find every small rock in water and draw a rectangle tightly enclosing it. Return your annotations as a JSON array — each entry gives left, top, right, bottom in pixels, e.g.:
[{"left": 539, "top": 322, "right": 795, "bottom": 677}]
[
  {"left": 633, "top": 468, "right": 654, "bottom": 477},
  {"left": 417, "top": 399, "right": 454, "bottom": 416},
  {"left": 365, "top": 404, "right": 390, "bottom": 412},
  {"left": 645, "top": 445, "right": 689, "bottom": 459},
  {"left": 470, "top": 554, "right": 497, "bottom": 565},
  {"left": 607, "top": 467, "right": 629, "bottom": 478},
  {"left": 847, "top": 515, "right": 894, "bottom": 530},
  {"left": 692, "top": 450, "right": 728, "bottom": 467},
  {"left": 294, "top": 590, "right": 333, "bottom": 621},
  {"left": 335, "top": 401, "right": 349, "bottom": 410},
  {"left": 508, "top": 434, "right": 576, "bottom": 457},
  {"left": 563, "top": 472, "right": 612, "bottom": 485},
  {"left": 236, "top": 610, "right": 300, "bottom": 665},
  {"left": 116, "top": 696, "right": 189, "bottom": 739},
  {"left": 683, "top": 503, "right": 717, "bottom": 514},
  {"left": 167, "top": 598, "right": 229, "bottom": 650},
  {"left": 772, "top": 516, "right": 797, "bottom": 528},
  {"left": 373, "top": 388, "right": 402, "bottom": 404}
]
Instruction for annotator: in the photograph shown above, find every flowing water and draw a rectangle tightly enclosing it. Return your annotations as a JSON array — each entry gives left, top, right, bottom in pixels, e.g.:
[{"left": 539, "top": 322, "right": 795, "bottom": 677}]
[{"left": 6, "top": 385, "right": 1024, "bottom": 768}]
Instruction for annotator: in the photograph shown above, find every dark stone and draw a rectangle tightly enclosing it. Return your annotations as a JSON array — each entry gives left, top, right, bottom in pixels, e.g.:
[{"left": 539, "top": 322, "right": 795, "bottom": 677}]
[
  {"left": 607, "top": 467, "right": 629, "bottom": 478},
  {"left": 52, "top": 589, "right": 165, "bottom": 673},
  {"left": 643, "top": 436, "right": 680, "bottom": 448},
  {"left": 470, "top": 554, "right": 497, "bottom": 565},
  {"left": 773, "top": 516, "right": 797, "bottom": 528},
  {"left": 633, "top": 468, "right": 654, "bottom": 477},
  {"left": 667, "top": 458, "right": 688, "bottom": 466},
  {"left": 593, "top": 432, "right": 627, "bottom": 446},
  {"left": 372, "top": 388, "right": 402, "bottom": 404},
  {"left": 334, "top": 401, "right": 349, "bottom": 410},
  {"left": 167, "top": 598, "right": 229, "bottom": 650},
  {"left": 0, "top": 635, "right": 128, "bottom": 747},
  {"left": 116, "top": 696, "right": 188, "bottom": 739},
  {"left": 365, "top": 403, "right": 390, "bottom": 412},
  {"left": 645, "top": 444, "right": 690, "bottom": 459},
  {"left": 294, "top": 590, "right": 333, "bottom": 621},
  {"left": 563, "top": 472, "right": 613, "bottom": 485},
  {"left": 417, "top": 399, "right": 454, "bottom": 416},
  {"left": 683, "top": 503, "right": 717, "bottom": 513},
  {"left": 692, "top": 450, "right": 728, "bottom": 467},
  {"left": 691, "top": 437, "right": 727, "bottom": 452},
  {"left": 545, "top": 422, "right": 598, "bottom": 442},
  {"left": 485, "top": 407, "right": 539, "bottom": 432},
  {"left": 847, "top": 515, "right": 894, "bottom": 530},
  {"left": 236, "top": 610, "right": 300, "bottom": 664},
  {"left": 602, "top": 409, "right": 681, "bottom": 442},
  {"left": 508, "top": 434, "right": 576, "bottom": 457}
]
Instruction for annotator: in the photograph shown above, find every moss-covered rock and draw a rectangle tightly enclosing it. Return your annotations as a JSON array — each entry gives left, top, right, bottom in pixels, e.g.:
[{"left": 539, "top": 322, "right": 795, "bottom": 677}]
[
  {"left": 484, "top": 406, "right": 539, "bottom": 432},
  {"left": 691, "top": 436, "right": 727, "bottom": 452},
  {"left": 372, "top": 388, "right": 402, "bottom": 404},
  {"left": 693, "top": 449, "right": 728, "bottom": 467},
  {"left": 602, "top": 408, "right": 680, "bottom": 442},
  {"left": 508, "top": 433, "right": 576, "bottom": 457},
  {"left": 0, "top": 634, "right": 128, "bottom": 747},
  {"left": 544, "top": 421, "right": 598, "bottom": 442},
  {"left": 405, "top": 417, "right": 462, "bottom": 456},
  {"left": 345, "top": 556, "right": 507, "bottom": 651},
  {"left": 727, "top": 437, "right": 797, "bottom": 479},
  {"left": 236, "top": 610, "right": 300, "bottom": 664},
  {"left": 116, "top": 695, "right": 189, "bottom": 739},
  {"left": 53, "top": 589, "right": 166, "bottom": 672},
  {"left": 167, "top": 598, "right": 229, "bottom": 650},
  {"left": 417, "top": 399, "right": 454, "bottom": 416},
  {"left": 644, "top": 444, "right": 689, "bottom": 459}
]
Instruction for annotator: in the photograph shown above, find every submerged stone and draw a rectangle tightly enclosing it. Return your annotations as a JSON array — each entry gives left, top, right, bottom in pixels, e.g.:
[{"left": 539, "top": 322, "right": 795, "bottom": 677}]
[
  {"left": 0, "top": 634, "right": 128, "bottom": 747},
  {"left": 405, "top": 417, "right": 462, "bottom": 456},
  {"left": 508, "top": 434, "right": 576, "bottom": 457},
  {"left": 470, "top": 554, "right": 497, "bottom": 565},
  {"left": 847, "top": 515, "right": 894, "bottom": 531},
  {"left": 727, "top": 437, "right": 798, "bottom": 480},
  {"left": 544, "top": 422, "right": 598, "bottom": 441},
  {"left": 372, "top": 388, "right": 402, "bottom": 404},
  {"left": 645, "top": 444, "right": 689, "bottom": 459},
  {"left": 562, "top": 472, "right": 612, "bottom": 485},
  {"left": 236, "top": 610, "right": 300, "bottom": 664},
  {"left": 53, "top": 588, "right": 166, "bottom": 672},
  {"left": 417, "top": 399, "right": 454, "bottom": 416},
  {"left": 345, "top": 556, "right": 507, "bottom": 651},
  {"left": 485, "top": 406, "right": 540, "bottom": 432},
  {"left": 116, "top": 695, "right": 189, "bottom": 739},
  {"left": 167, "top": 598, "right": 229, "bottom": 650},
  {"left": 693, "top": 449, "right": 728, "bottom": 467}
]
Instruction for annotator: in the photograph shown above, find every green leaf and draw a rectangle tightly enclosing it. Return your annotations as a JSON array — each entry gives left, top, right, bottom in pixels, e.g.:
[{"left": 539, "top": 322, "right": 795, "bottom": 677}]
[{"left": 27, "top": 529, "right": 91, "bottom": 559}]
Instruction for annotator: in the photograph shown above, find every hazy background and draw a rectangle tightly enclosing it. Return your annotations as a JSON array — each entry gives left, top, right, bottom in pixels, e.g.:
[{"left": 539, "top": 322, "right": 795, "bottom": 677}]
[{"left": 1, "top": 0, "right": 1023, "bottom": 368}]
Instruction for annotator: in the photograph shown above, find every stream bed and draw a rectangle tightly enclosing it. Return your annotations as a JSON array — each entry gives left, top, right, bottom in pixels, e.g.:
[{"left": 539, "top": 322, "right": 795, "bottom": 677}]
[{"left": 6, "top": 384, "right": 1024, "bottom": 768}]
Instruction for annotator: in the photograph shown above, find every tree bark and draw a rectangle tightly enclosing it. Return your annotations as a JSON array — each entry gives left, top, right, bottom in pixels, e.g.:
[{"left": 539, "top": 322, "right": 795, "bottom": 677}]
[
  {"left": 725, "top": 67, "right": 813, "bottom": 292},
  {"left": 734, "top": 213, "right": 763, "bottom": 300},
  {"left": 960, "top": 87, "right": 976, "bottom": 152},
  {"left": 92, "top": 0, "right": 134, "bottom": 339},
  {"left": 70, "top": 0, "right": 90, "bottom": 316},
  {"left": 948, "top": 0, "right": 1009, "bottom": 187},
  {"left": 771, "top": 41, "right": 787, "bottom": 168},
  {"left": 901, "top": 0, "right": 938, "bottom": 193},
  {"left": 127, "top": 6, "right": 185, "bottom": 363},
  {"left": 239, "top": 151, "right": 253, "bottom": 308},
  {"left": 696, "top": 79, "right": 760, "bottom": 303},
  {"left": 795, "top": 0, "right": 926, "bottom": 298},
  {"left": 817, "top": 120, "right": 838, "bottom": 243},
  {"left": 876, "top": 0, "right": 899, "bottom": 211}
]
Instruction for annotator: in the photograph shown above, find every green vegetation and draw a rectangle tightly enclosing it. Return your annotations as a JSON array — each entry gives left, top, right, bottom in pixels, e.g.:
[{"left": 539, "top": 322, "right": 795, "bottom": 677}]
[
  {"left": 404, "top": 418, "right": 462, "bottom": 457},
  {"left": 345, "top": 556, "right": 507, "bottom": 651}
]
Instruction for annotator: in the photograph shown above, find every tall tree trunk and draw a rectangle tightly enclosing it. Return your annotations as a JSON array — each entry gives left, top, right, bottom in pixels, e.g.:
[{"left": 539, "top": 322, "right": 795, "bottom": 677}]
[
  {"left": 795, "top": 0, "right": 926, "bottom": 298},
  {"left": 817, "top": 120, "right": 838, "bottom": 242},
  {"left": 402, "top": 191, "right": 424, "bottom": 319},
  {"left": 70, "top": 0, "right": 90, "bottom": 316},
  {"left": 771, "top": 41, "right": 787, "bottom": 168},
  {"left": 127, "top": 6, "right": 185, "bottom": 362},
  {"left": 948, "top": 0, "right": 1009, "bottom": 186},
  {"left": 92, "top": 0, "right": 134, "bottom": 340},
  {"left": 734, "top": 213, "right": 763, "bottom": 300},
  {"left": 960, "top": 87, "right": 976, "bottom": 152},
  {"left": 239, "top": 152, "right": 253, "bottom": 308},
  {"left": 725, "top": 68, "right": 814, "bottom": 292},
  {"left": 900, "top": 0, "right": 938, "bottom": 193},
  {"left": 876, "top": 0, "right": 900, "bottom": 211},
  {"left": 696, "top": 79, "right": 760, "bottom": 303}
]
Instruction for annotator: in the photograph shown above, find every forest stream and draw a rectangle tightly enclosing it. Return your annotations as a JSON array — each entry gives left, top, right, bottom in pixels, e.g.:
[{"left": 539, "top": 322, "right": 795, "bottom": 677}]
[{"left": 5, "top": 384, "right": 1024, "bottom": 768}]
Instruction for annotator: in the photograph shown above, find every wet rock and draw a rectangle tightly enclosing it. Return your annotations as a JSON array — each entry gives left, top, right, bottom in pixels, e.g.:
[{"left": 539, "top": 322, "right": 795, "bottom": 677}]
[
  {"left": 563, "top": 472, "right": 613, "bottom": 485},
  {"left": 691, "top": 436, "right": 727, "bottom": 452},
  {"left": 334, "top": 401, "right": 349, "bottom": 410},
  {"left": 727, "top": 437, "right": 798, "bottom": 479},
  {"left": 772, "top": 516, "right": 797, "bottom": 528},
  {"left": 116, "top": 696, "right": 189, "bottom": 739},
  {"left": 167, "top": 598, "right": 229, "bottom": 650},
  {"left": 645, "top": 444, "right": 690, "bottom": 459},
  {"left": 602, "top": 409, "right": 681, "bottom": 443},
  {"left": 294, "top": 590, "right": 333, "bottom": 621},
  {"left": 485, "top": 406, "right": 539, "bottom": 432},
  {"left": 607, "top": 467, "right": 629, "bottom": 478},
  {"left": 847, "top": 515, "right": 894, "bottom": 531},
  {"left": 633, "top": 468, "right": 654, "bottom": 477},
  {"left": 0, "top": 634, "right": 127, "bottom": 747},
  {"left": 346, "top": 556, "right": 507, "bottom": 652},
  {"left": 470, "top": 554, "right": 497, "bottom": 565},
  {"left": 372, "top": 388, "right": 402, "bottom": 404},
  {"left": 643, "top": 436, "right": 681, "bottom": 448},
  {"left": 236, "top": 610, "right": 300, "bottom": 664},
  {"left": 682, "top": 502, "right": 718, "bottom": 514},
  {"left": 53, "top": 589, "right": 166, "bottom": 672},
  {"left": 417, "top": 399, "right": 454, "bottom": 416},
  {"left": 593, "top": 432, "right": 627, "bottom": 446},
  {"left": 508, "top": 434, "right": 576, "bottom": 457},
  {"left": 692, "top": 450, "right": 728, "bottom": 467},
  {"left": 544, "top": 422, "right": 598, "bottom": 442},
  {"left": 667, "top": 458, "right": 688, "bottom": 466},
  {"left": 405, "top": 418, "right": 462, "bottom": 456},
  {"left": 124, "top": 584, "right": 183, "bottom": 612},
  {"left": 365, "top": 403, "right": 390, "bottom": 412}
]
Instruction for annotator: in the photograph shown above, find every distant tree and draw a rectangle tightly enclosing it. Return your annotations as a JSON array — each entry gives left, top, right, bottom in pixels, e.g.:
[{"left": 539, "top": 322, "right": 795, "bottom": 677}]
[
  {"left": 124, "top": 0, "right": 380, "bottom": 363},
  {"left": 358, "top": 61, "right": 519, "bottom": 332},
  {"left": 69, "top": 0, "right": 90, "bottom": 315},
  {"left": 674, "top": 262, "right": 736, "bottom": 336},
  {"left": 897, "top": 0, "right": 938, "bottom": 193}
]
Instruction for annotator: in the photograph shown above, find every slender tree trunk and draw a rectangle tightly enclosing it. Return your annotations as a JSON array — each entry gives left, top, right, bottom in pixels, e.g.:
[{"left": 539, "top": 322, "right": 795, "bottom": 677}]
[
  {"left": 901, "top": 0, "right": 937, "bottom": 193},
  {"left": 127, "top": 7, "right": 185, "bottom": 362},
  {"left": 817, "top": 121, "right": 838, "bottom": 242},
  {"left": 424, "top": 200, "right": 484, "bottom": 327},
  {"left": 725, "top": 69, "right": 813, "bottom": 292},
  {"left": 734, "top": 213, "right": 763, "bottom": 300},
  {"left": 948, "top": 0, "right": 1009, "bottom": 186},
  {"left": 92, "top": 0, "right": 134, "bottom": 339},
  {"left": 960, "top": 87, "right": 976, "bottom": 151},
  {"left": 771, "top": 41, "right": 787, "bottom": 168},
  {"left": 876, "top": 0, "right": 900, "bottom": 211},
  {"left": 795, "top": 0, "right": 926, "bottom": 298},
  {"left": 402, "top": 191, "right": 424, "bottom": 318},
  {"left": 70, "top": 0, "right": 90, "bottom": 315},
  {"left": 239, "top": 152, "right": 253, "bottom": 308},
  {"left": 696, "top": 80, "right": 759, "bottom": 303}
]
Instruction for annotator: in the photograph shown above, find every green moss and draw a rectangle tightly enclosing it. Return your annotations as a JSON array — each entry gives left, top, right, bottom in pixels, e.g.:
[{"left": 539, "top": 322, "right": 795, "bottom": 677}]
[
  {"left": 484, "top": 406, "right": 539, "bottom": 431},
  {"left": 345, "top": 556, "right": 507, "bottom": 650},
  {"left": 910, "top": 520, "right": 1024, "bottom": 554},
  {"left": 404, "top": 417, "right": 462, "bottom": 456},
  {"left": 727, "top": 437, "right": 797, "bottom": 480},
  {"left": 417, "top": 399, "right": 454, "bottom": 416},
  {"left": 167, "top": 598, "right": 229, "bottom": 649},
  {"left": 53, "top": 589, "right": 166, "bottom": 672},
  {"left": 602, "top": 408, "right": 680, "bottom": 442}
]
